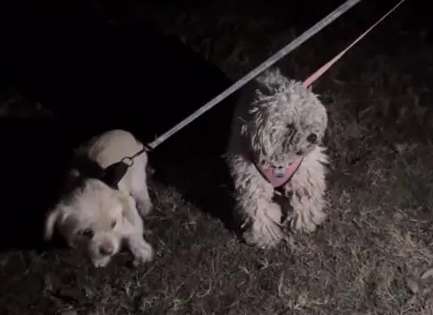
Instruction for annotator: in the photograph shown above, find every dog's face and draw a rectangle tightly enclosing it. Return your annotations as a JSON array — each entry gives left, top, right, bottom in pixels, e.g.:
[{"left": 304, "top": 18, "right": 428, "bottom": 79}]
[
  {"left": 246, "top": 70, "right": 327, "bottom": 169},
  {"left": 45, "top": 179, "right": 134, "bottom": 267}
]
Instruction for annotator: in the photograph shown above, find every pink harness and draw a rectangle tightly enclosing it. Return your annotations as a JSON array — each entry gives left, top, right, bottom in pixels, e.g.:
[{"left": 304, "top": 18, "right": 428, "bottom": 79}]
[
  {"left": 254, "top": 157, "right": 303, "bottom": 188},
  {"left": 245, "top": 136, "right": 303, "bottom": 187}
]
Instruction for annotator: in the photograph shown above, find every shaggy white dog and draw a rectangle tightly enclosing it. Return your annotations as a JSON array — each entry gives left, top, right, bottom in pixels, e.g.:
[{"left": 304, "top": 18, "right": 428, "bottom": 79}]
[
  {"left": 226, "top": 68, "right": 328, "bottom": 248},
  {"left": 45, "top": 130, "right": 154, "bottom": 267}
]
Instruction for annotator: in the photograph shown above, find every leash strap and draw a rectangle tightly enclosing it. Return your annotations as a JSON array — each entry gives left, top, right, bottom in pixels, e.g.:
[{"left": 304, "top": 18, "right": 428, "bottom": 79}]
[{"left": 303, "top": 0, "right": 407, "bottom": 88}]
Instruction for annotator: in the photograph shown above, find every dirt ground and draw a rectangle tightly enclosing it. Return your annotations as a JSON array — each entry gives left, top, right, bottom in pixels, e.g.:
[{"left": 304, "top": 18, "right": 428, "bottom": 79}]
[{"left": 1, "top": 1, "right": 433, "bottom": 314}]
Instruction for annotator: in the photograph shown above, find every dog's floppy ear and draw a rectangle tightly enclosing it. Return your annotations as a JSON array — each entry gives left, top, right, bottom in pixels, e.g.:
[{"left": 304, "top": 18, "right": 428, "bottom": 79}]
[
  {"left": 44, "top": 208, "right": 62, "bottom": 241},
  {"left": 240, "top": 125, "right": 246, "bottom": 137},
  {"left": 44, "top": 206, "right": 72, "bottom": 241},
  {"left": 45, "top": 206, "right": 80, "bottom": 247}
]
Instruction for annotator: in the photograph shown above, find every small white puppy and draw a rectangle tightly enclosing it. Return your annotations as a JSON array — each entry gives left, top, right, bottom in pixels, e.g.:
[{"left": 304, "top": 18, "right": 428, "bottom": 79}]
[{"left": 45, "top": 129, "right": 154, "bottom": 267}]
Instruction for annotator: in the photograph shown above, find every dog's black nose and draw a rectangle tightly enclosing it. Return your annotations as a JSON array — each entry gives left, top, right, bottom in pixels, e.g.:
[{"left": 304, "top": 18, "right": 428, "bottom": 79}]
[
  {"left": 99, "top": 244, "right": 114, "bottom": 256},
  {"left": 274, "top": 167, "right": 285, "bottom": 178}
]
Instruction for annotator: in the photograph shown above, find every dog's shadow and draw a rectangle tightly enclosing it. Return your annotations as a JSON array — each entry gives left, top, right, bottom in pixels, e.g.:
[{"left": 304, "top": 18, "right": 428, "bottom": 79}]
[
  {"left": 149, "top": 101, "right": 239, "bottom": 231},
  {"left": 0, "top": 119, "right": 72, "bottom": 251}
]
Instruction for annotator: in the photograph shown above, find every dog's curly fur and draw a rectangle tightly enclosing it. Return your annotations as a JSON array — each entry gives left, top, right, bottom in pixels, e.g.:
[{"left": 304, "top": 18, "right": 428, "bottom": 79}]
[
  {"left": 45, "top": 130, "right": 153, "bottom": 267},
  {"left": 226, "top": 68, "right": 328, "bottom": 248}
]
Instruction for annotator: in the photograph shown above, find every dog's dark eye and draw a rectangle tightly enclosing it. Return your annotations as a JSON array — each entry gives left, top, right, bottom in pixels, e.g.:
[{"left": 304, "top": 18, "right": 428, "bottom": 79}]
[
  {"left": 111, "top": 220, "right": 117, "bottom": 229},
  {"left": 296, "top": 150, "right": 303, "bottom": 156},
  {"left": 80, "top": 228, "right": 94, "bottom": 239},
  {"left": 307, "top": 133, "right": 317, "bottom": 144}
]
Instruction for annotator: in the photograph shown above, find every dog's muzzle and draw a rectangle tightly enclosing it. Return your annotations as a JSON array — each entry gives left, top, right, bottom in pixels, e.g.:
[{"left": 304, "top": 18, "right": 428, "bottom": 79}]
[{"left": 273, "top": 167, "right": 286, "bottom": 178}]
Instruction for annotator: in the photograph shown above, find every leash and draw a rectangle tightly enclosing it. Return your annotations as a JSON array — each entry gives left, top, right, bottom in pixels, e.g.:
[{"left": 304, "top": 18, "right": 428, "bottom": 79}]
[
  {"left": 102, "top": 0, "right": 407, "bottom": 182},
  {"left": 303, "top": 0, "right": 407, "bottom": 88}
]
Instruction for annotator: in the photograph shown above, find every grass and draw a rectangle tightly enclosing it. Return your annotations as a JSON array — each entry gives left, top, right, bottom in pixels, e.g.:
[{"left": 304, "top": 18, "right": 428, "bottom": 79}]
[{"left": 1, "top": 1, "right": 433, "bottom": 314}]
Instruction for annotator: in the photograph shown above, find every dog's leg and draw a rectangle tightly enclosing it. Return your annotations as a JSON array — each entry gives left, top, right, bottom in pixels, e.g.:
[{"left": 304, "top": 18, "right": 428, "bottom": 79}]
[
  {"left": 119, "top": 192, "right": 154, "bottom": 265},
  {"left": 288, "top": 153, "right": 327, "bottom": 232},
  {"left": 131, "top": 188, "right": 153, "bottom": 218},
  {"left": 130, "top": 155, "right": 153, "bottom": 217},
  {"left": 92, "top": 256, "right": 112, "bottom": 268},
  {"left": 229, "top": 155, "right": 285, "bottom": 248}
]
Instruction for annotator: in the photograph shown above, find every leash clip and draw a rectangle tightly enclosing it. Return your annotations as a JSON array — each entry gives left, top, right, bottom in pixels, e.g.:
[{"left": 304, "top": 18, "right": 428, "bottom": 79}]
[{"left": 121, "top": 157, "right": 134, "bottom": 167}]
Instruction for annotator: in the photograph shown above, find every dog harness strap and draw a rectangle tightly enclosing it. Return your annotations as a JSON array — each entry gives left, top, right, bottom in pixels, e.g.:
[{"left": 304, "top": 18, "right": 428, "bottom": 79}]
[
  {"left": 72, "top": 156, "right": 106, "bottom": 181},
  {"left": 71, "top": 156, "right": 129, "bottom": 190},
  {"left": 102, "top": 161, "right": 130, "bottom": 190}
]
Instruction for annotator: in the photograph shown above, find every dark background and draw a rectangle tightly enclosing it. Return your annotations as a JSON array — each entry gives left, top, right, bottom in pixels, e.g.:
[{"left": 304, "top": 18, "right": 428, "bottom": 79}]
[
  {"left": 0, "top": 0, "right": 431, "bottom": 248},
  {"left": 0, "top": 0, "right": 431, "bottom": 246},
  {"left": 0, "top": 2, "right": 433, "bottom": 314}
]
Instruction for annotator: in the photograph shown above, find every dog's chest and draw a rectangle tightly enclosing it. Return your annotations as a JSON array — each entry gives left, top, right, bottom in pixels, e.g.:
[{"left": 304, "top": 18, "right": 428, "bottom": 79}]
[{"left": 272, "top": 186, "right": 294, "bottom": 224}]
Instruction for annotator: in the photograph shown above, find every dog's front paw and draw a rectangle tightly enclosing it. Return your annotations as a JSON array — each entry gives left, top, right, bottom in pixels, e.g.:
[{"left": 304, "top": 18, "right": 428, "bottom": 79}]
[
  {"left": 129, "top": 238, "right": 154, "bottom": 266},
  {"left": 242, "top": 217, "right": 285, "bottom": 249},
  {"left": 291, "top": 207, "right": 327, "bottom": 233},
  {"left": 132, "top": 244, "right": 153, "bottom": 266},
  {"left": 136, "top": 199, "right": 153, "bottom": 217},
  {"left": 92, "top": 256, "right": 111, "bottom": 268}
]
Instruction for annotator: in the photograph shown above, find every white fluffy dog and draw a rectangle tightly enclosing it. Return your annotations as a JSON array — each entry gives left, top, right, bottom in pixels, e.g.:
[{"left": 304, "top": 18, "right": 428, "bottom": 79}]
[
  {"left": 226, "top": 68, "right": 328, "bottom": 248},
  {"left": 45, "top": 129, "right": 154, "bottom": 267}
]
